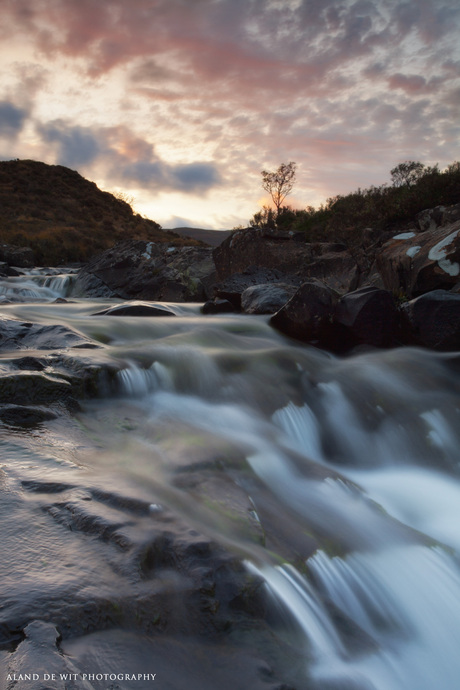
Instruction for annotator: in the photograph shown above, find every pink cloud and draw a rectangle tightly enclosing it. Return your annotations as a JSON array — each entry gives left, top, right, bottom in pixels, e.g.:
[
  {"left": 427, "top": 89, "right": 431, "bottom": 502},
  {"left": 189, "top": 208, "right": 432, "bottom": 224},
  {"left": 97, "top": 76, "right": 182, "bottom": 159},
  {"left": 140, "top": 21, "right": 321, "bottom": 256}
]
[{"left": 387, "top": 73, "right": 428, "bottom": 93}]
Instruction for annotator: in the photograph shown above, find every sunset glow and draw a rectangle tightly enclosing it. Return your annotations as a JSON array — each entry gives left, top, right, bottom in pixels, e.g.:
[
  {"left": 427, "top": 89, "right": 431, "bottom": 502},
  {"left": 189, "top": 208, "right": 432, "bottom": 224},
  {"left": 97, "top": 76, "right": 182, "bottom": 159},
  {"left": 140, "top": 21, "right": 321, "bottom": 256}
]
[{"left": 1, "top": 0, "right": 459, "bottom": 228}]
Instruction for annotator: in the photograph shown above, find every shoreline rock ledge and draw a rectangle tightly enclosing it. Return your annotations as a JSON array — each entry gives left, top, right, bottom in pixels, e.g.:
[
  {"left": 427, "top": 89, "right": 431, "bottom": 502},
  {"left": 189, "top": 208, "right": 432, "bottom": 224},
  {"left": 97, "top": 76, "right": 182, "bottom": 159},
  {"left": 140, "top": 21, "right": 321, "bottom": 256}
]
[{"left": 75, "top": 239, "right": 215, "bottom": 302}]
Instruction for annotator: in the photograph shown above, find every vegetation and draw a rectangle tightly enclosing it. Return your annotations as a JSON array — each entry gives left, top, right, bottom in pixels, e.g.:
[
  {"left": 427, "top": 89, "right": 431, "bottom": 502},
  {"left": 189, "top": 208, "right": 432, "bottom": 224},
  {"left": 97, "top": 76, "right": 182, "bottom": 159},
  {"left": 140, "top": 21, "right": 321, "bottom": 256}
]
[
  {"left": 0, "top": 159, "right": 200, "bottom": 265},
  {"left": 261, "top": 161, "right": 297, "bottom": 216},
  {"left": 250, "top": 160, "right": 460, "bottom": 245}
]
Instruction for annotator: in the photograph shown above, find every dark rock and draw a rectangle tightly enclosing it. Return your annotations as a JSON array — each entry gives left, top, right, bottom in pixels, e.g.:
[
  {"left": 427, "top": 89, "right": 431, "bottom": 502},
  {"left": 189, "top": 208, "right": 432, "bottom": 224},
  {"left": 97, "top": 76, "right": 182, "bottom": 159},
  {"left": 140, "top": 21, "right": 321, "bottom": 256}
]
[
  {"left": 214, "top": 267, "right": 301, "bottom": 309},
  {"left": 75, "top": 240, "right": 215, "bottom": 302},
  {"left": 0, "top": 404, "right": 58, "bottom": 427},
  {"left": 336, "top": 286, "right": 401, "bottom": 349},
  {"left": 270, "top": 280, "right": 339, "bottom": 349},
  {"left": 416, "top": 203, "right": 460, "bottom": 232},
  {"left": 213, "top": 228, "right": 359, "bottom": 295},
  {"left": 375, "top": 218, "right": 460, "bottom": 297},
  {"left": 401, "top": 290, "right": 460, "bottom": 351},
  {"left": 202, "top": 299, "right": 236, "bottom": 314},
  {"left": 416, "top": 205, "right": 447, "bottom": 231},
  {"left": 0, "top": 317, "right": 98, "bottom": 351},
  {"left": 92, "top": 302, "right": 175, "bottom": 317},
  {"left": 241, "top": 284, "right": 297, "bottom": 314},
  {"left": 0, "top": 243, "right": 35, "bottom": 268},
  {"left": 0, "top": 372, "right": 76, "bottom": 407}
]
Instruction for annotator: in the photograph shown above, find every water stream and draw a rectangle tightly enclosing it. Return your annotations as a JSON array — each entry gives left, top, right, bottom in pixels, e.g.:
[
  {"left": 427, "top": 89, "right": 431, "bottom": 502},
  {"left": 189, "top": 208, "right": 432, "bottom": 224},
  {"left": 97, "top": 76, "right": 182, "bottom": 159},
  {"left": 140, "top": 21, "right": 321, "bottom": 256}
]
[{"left": 1, "top": 269, "right": 460, "bottom": 689}]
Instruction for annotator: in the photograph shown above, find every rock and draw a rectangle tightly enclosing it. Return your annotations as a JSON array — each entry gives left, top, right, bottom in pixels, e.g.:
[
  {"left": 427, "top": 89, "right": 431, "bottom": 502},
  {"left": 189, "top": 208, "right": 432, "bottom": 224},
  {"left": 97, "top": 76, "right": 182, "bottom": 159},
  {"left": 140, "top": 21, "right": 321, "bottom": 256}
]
[
  {"left": 0, "top": 317, "right": 98, "bottom": 351},
  {"left": 202, "top": 299, "right": 236, "bottom": 314},
  {"left": 0, "top": 371, "right": 76, "bottom": 407},
  {"left": 214, "top": 267, "right": 301, "bottom": 309},
  {"left": 5, "top": 621, "right": 94, "bottom": 690},
  {"left": 75, "top": 240, "right": 215, "bottom": 302},
  {"left": 213, "top": 228, "right": 358, "bottom": 294},
  {"left": 241, "top": 283, "right": 297, "bottom": 314},
  {"left": 300, "top": 250, "right": 360, "bottom": 294},
  {"left": 0, "top": 404, "right": 58, "bottom": 427},
  {"left": 0, "top": 243, "right": 35, "bottom": 268},
  {"left": 335, "top": 287, "right": 401, "bottom": 349},
  {"left": 416, "top": 205, "right": 446, "bottom": 232},
  {"left": 416, "top": 203, "right": 460, "bottom": 231},
  {"left": 270, "top": 280, "right": 339, "bottom": 349},
  {"left": 376, "top": 217, "right": 460, "bottom": 297},
  {"left": 92, "top": 302, "right": 175, "bottom": 317},
  {"left": 401, "top": 290, "right": 460, "bottom": 351}
]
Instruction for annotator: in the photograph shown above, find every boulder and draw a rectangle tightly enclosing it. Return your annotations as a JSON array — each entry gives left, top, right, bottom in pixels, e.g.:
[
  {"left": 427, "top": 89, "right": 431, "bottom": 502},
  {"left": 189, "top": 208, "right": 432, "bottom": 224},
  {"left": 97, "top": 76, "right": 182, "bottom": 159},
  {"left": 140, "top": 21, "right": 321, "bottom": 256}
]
[
  {"left": 92, "top": 302, "right": 175, "bottom": 317},
  {"left": 270, "top": 280, "right": 339, "bottom": 349},
  {"left": 202, "top": 299, "right": 236, "bottom": 314},
  {"left": 335, "top": 286, "right": 401, "bottom": 349},
  {"left": 375, "top": 217, "right": 460, "bottom": 297},
  {"left": 0, "top": 371, "right": 75, "bottom": 407},
  {"left": 401, "top": 290, "right": 460, "bottom": 351},
  {"left": 214, "top": 267, "right": 301, "bottom": 309},
  {"left": 0, "top": 243, "right": 35, "bottom": 268},
  {"left": 213, "top": 228, "right": 359, "bottom": 294},
  {"left": 75, "top": 240, "right": 215, "bottom": 302},
  {"left": 241, "top": 283, "right": 297, "bottom": 314},
  {"left": 416, "top": 203, "right": 460, "bottom": 231}
]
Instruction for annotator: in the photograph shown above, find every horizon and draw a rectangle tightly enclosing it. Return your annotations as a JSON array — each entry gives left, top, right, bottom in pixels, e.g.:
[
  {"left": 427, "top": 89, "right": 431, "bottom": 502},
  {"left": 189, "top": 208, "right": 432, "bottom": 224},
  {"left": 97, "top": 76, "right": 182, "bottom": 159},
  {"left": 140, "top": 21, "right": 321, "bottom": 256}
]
[{"left": 1, "top": 0, "right": 459, "bottom": 229}]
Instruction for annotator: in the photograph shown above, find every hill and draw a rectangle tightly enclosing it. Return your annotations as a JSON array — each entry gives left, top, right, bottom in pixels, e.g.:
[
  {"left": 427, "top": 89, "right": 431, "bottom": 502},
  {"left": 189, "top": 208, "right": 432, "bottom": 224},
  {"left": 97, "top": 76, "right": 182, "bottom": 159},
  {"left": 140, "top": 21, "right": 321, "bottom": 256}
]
[
  {"left": 171, "top": 227, "right": 231, "bottom": 247},
  {"left": 0, "top": 159, "right": 200, "bottom": 265}
]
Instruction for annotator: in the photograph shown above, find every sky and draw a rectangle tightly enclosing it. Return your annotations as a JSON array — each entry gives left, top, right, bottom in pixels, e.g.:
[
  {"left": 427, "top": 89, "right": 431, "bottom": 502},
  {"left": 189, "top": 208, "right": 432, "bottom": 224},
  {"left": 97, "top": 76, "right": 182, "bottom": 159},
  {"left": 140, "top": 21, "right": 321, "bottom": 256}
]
[{"left": 0, "top": 0, "right": 459, "bottom": 230}]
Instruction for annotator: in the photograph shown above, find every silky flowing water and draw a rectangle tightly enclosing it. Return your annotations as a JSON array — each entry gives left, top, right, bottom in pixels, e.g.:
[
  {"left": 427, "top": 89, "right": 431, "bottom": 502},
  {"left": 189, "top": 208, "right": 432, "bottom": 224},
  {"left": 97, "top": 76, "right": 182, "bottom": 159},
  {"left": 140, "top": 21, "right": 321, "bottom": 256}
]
[{"left": 1, "top": 270, "right": 460, "bottom": 689}]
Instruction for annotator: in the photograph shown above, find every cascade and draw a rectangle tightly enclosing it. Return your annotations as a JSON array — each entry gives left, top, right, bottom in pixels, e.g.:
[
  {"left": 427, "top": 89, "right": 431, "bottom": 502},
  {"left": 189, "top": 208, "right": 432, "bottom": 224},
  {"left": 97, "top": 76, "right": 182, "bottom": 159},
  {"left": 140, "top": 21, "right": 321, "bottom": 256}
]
[{"left": 1, "top": 270, "right": 460, "bottom": 688}]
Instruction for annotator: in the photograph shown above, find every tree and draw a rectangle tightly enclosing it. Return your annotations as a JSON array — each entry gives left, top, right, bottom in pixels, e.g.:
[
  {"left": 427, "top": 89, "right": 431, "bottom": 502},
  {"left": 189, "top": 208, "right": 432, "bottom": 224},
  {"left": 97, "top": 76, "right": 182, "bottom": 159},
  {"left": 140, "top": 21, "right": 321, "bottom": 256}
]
[
  {"left": 261, "top": 161, "right": 297, "bottom": 216},
  {"left": 390, "top": 161, "right": 425, "bottom": 187}
]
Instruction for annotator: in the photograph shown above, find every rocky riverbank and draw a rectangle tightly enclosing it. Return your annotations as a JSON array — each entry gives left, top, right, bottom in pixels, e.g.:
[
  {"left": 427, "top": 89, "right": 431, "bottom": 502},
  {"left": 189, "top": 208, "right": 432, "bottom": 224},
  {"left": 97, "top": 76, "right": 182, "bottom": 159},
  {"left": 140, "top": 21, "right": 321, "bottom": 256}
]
[{"left": 18, "top": 201, "right": 455, "bottom": 353}]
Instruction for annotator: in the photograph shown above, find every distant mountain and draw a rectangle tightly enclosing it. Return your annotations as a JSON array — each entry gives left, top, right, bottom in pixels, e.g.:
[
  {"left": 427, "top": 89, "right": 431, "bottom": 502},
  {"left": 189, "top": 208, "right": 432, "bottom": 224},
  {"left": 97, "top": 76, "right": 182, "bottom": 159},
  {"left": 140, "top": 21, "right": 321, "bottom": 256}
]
[
  {"left": 0, "top": 159, "right": 201, "bottom": 265},
  {"left": 171, "top": 227, "right": 232, "bottom": 247}
]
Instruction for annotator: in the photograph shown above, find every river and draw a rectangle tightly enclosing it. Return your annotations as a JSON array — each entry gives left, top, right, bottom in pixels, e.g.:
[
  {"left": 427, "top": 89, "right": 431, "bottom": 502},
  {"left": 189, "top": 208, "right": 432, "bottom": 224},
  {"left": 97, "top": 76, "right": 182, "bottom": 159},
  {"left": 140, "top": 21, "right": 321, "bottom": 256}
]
[{"left": 1, "top": 269, "right": 460, "bottom": 689}]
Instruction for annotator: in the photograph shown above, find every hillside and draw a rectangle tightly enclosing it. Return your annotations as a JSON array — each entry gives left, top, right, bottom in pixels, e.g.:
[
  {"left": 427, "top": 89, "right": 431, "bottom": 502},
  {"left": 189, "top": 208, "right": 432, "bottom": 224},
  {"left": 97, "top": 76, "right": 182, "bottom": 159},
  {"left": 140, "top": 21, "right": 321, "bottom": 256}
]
[
  {"left": 0, "top": 159, "right": 200, "bottom": 265},
  {"left": 171, "top": 227, "right": 231, "bottom": 247}
]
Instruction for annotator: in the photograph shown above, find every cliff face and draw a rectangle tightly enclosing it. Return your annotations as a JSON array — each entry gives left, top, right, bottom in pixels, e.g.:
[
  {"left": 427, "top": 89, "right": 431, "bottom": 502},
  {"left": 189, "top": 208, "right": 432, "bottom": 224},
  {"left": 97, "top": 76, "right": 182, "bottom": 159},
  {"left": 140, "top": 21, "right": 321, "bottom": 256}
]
[{"left": 0, "top": 159, "right": 197, "bottom": 264}]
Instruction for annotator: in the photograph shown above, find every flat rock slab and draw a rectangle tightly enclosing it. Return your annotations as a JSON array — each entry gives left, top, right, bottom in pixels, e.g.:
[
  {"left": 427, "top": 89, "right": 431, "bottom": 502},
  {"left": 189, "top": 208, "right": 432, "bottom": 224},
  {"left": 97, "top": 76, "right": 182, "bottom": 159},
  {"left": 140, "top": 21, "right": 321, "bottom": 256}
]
[{"left": 0, "top": 317, "right": 98, "bottom": 351}]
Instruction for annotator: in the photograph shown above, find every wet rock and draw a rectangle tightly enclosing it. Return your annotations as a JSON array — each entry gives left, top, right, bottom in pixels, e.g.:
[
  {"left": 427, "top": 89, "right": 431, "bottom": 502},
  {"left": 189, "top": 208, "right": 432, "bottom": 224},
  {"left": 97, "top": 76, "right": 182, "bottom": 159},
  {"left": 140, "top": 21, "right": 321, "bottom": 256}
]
[
  {"left": 91, "top": 302, "right": 175, "bottom": 317},
  {"left": 0, "top": 371, "right": 76, "bottom": 408},
  {"left": 0, "top": 317, "right": 98, "bottom": 351},
  {"left": 75, "top": 240, "right": 215, "bottom": 302},
  {"left": 335, "top": 286, "right": 401, "bottom": 349},
  {"left": 214, "top": 267, "right": 301, "bottom": 309},
  {"left": 401, "top": 290, "right": 460, "bottom": 351},
  {"left": 0, "top": 404, "right": 58, "bottom": 427},
  {"left": 241, "top": 284, "right": 298, "bottom": 315},
  {"left": 202, "top": 298, "right": 236, "bottom": 314},
  {"left": 5, "top": 620, "right": 94, "bottom": 690},
  {"left": 270, "top": 280, "right": 339, "bottom": 349}
]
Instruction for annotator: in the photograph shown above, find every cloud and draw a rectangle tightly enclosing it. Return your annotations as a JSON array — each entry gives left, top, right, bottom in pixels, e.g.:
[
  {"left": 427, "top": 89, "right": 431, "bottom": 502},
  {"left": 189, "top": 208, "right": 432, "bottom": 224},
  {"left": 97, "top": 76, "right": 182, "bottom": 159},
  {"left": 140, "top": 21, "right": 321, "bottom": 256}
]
[
  {"left": 387, "top": 73, "right": 427, "bottom": 94},
  {"left": 38, "top": 121, "right": 101, "bottom": 167},
  {"left": 34, "top": 118, "right": 221, "bottom": 194},
  {"left": 1, "top": 0, "right": 459, "bottom": 227},
  {"left": 0, "top": 101, "right": 28, "bottom": 136},
  {"left": 172, "top": 163, "right": 221, "bottom": 191}
]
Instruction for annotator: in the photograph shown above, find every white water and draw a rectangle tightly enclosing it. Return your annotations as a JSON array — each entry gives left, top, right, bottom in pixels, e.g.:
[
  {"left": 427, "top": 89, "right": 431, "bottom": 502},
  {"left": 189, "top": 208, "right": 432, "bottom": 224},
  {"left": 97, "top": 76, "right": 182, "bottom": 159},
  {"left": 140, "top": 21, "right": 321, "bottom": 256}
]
[
  {"left": 113, "top": 345, "right": 460, "bottom": 688},
  {"left": 2, "top": 271, "right": 460, "bottom": 689}
]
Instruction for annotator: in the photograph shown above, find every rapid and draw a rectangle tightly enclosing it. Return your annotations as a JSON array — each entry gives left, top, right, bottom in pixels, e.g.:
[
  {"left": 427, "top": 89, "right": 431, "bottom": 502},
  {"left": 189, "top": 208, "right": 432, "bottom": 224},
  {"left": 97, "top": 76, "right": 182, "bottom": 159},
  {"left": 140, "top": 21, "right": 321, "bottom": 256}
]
[{"left": 1, "top": 268, "right": 460, "bottom": 689}]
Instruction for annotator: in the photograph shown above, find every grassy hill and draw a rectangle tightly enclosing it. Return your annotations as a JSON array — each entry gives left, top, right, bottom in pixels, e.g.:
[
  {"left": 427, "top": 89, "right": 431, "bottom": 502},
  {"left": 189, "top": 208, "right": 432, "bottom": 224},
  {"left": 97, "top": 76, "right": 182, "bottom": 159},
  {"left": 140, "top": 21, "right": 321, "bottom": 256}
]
[
  {"left": 171, "top": 227, "right": 231, "bottom": 247},
  {"left": 0, "top": 159, "right": 200, "bottom": 265}
]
